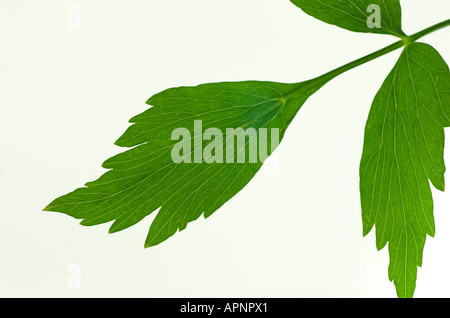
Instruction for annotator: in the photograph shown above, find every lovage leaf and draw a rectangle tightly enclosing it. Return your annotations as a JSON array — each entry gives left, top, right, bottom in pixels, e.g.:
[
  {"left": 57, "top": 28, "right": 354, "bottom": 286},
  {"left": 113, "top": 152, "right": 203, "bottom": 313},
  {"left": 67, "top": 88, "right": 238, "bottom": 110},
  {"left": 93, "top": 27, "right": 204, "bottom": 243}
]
[
  {"left": 360, "top": 42, "right": 450, "bottom": 297},
  {"left": 45, "top": 79, "right": 329, "bottom": 247},
  {"left": 290, "top": 0, "right": 404, "bottom": 37}
]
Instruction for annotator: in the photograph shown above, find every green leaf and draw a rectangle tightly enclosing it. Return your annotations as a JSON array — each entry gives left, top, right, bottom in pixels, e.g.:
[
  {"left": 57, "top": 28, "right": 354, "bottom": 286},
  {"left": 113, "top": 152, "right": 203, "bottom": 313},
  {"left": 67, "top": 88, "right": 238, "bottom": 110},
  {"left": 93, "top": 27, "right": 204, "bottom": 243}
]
[
  {"left": 44, "top": 79, "right": 329, "bottom": 247},
  {"left": 360, "top": 42, "right": 450, "bottom": 297},
  {"left": 290, "top": 0, "right": 405, "bottom": 37}
]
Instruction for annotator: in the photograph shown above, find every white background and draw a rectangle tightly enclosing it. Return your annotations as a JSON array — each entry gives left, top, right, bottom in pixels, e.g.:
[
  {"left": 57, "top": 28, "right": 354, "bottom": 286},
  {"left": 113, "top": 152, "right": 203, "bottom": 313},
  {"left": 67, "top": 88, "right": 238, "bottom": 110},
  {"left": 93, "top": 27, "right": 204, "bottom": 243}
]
[{"left": 1, "top": 0, "right": 450, "bottom": 297}]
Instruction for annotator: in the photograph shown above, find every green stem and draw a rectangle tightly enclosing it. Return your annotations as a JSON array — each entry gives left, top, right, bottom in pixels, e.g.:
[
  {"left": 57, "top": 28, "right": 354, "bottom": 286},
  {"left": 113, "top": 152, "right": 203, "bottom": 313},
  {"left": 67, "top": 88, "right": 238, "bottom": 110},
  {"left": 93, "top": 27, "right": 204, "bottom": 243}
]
[
  {"left": 315, "top": 39, "right": 404, "bottom": 83},
  {"left": 288, "top": 18, "right": 450, "bottom": 98},
  {"left": 409, "top": 19, "right": 450, "bottom": 42},
  {"left": 318, "top": 19, "right": 450, "bottom": 83}
]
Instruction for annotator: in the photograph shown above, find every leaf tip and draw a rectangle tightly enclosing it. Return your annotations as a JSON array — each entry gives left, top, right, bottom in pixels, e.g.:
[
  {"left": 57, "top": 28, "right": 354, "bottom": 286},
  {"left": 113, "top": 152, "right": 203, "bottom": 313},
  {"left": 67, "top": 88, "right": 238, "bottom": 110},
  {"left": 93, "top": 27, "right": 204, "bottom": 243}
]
[
  {"left": 43, "top": 199, "right": 58, "bottom": 212},
  {"left": 362, "top": 224, "right": 373, "bottom": 238},
  {"left": 429, "top": 229, "right": 436, "bottom": 238},
  {"left": 144, "top": 234, "right": 165, "bottom": 248},
  {"left": 144, "top": 240, "right": 156, "bottom": 249},
  {"left": 113, "top": 138, "right": 126, "bottom": 148},
  {"left": 145, "top": 97, "right": 154, "bottom": 105},
  {"left": 108, "top": 227, "right": 117, "bottom": 234},
  {"left": 79, "top": 219, "right": 90, "bottom": 226},
  {"left": 376, "top": 240, "right": 387, "bottom": 252}
]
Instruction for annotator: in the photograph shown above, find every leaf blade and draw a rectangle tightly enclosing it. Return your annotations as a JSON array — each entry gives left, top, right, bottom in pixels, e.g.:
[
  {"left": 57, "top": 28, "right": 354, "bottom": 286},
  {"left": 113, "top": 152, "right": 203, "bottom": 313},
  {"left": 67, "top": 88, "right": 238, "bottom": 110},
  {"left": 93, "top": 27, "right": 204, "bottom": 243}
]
[
  {"left": 44, "top": 79, "right": 328, "bottom": 247},
  {"left": 290, "top": 0, "right": 404, "bottom": 37},
  {"left": 360, "top": 42, "right": 450, "bottom": 297}
]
